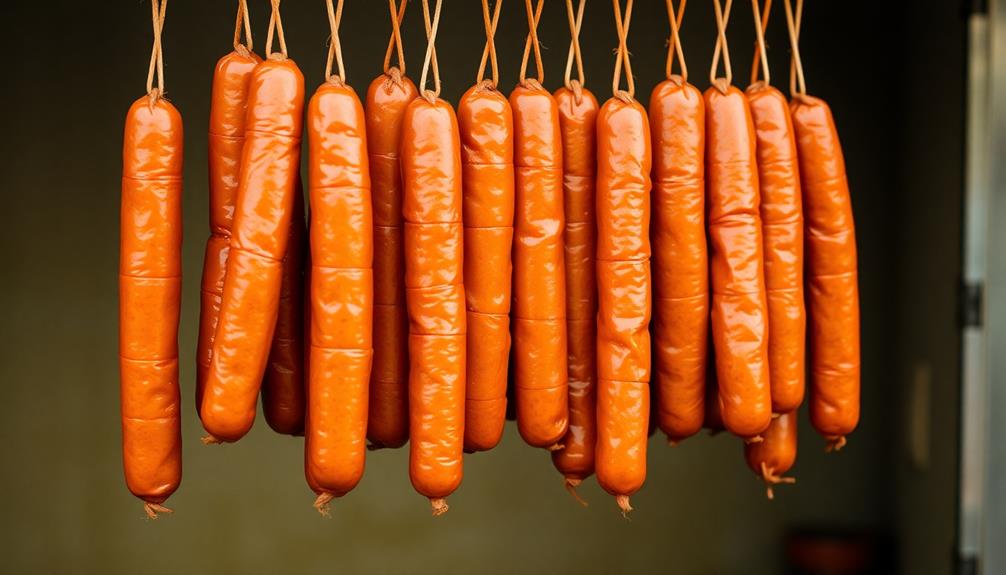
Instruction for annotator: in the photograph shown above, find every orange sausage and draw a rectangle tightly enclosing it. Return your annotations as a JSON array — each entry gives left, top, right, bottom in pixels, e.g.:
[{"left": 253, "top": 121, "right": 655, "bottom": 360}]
[
  {"left": 197, "top": 47, "right": 260, "bottom": 413},
  {"left": 747, "top": 82, "right": 805, "bottom": 414},
  {"left": 595, "top": 93, "right": 652, "bottom": 513},
  {"left": 201, "top": 55, "right": 305, "bottom": 442},
  {"left": 120, "top": 92, "right": 183, "bottom": 517},
  {"left": 458, "top": 81, "right": 514, "bottom": 452},
  {"left": 551, "top": 85, "right": 598, "bottom": 485},
  {"left": 649, "top": 77, "right": 708, "bottom": 442},
  {"left": 704, "top": 82, "right": 772, "bottom": 440},
  {"left": 791, "top": 94, "right": 860, "bottom": 450},
  {"left": 510, "top": 80, "right": 569, "bottom": 449},
  {"left": 401, "top": 95, "right": 466, "bottom": 515},
  {"left": 365, "top": 70, "right": 419, "bottom": 449},
  {"left": 744, "top": 411, "right": 797, "bottom": 498},
  {"left": 304, "top": 77, "right": 373, "bottom": 510}
]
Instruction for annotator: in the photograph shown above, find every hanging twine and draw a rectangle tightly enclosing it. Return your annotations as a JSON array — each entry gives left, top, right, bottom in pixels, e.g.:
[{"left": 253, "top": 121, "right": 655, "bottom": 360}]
[
  {"left": 476, "top": 0, "right": 503, "bottom": 87},
  {"left": 611, "top": 0, "right": 635, "bottom": 101},
  {"left": 748, "top": 0, "right": 770, "bottom": 85},
  {"left": 418, "top": 0, "right": 444, "bottom": 101},
  {"left": 709, "top": 0, "right": 733, "bottom": 92},
  {"left": 145, "top": 0, "right": 168, "bottom": 98},
  {"left": 519, "top": 0, "right": 545, "bottom": 87},
  {"left": 265, "top": 0, "right": 289, "bottom": 59},
  {"left": 232, "top": 0, "right": 254, "bottom": 54},
  {"left": 383, "top": 0, "right": 408, "bottom": 81},
  {"left": 783, "top": 0, "right": 806, "bottom": 96},
  {"left": 664, "top": 0, "right": 688, "bottom": 83},
  {"left": 563, "top": 0, "right": 586, "bottom": 101},
  {"left": 324, "top": 0, "right": 346, "bottom": 83}
]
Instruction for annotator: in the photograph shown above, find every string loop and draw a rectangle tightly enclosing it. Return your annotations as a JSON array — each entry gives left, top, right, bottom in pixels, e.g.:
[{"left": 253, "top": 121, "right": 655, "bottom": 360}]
[
  {"left": 145, "top": 0, "right": 168, "bottom": 98},
  {"left": 664, "top": 0, "right": 687, "bottom": 82},
  {"left": 418, "top": 0, "right": 443, "bottom": 101},
  {"left": 749, "top": 0, "right": 771, "bottom": 85},
  {"left": 519, "top": 0, "right": 545, "bottom": 86},
  {"left": 611, "top": 0, "right": 635, "bottom": 100},
  {"left": 709, "top": 0, "right": 733, "bottom": 92},
  {"left": 325, "top": 0, "right": 346, "bottom": 83},
  {"left": 383, "top": 0, "right": 408, "bottom": 76},
  {"left": 233, "top": 0, "right": 253, "bottom": 54},
  {"left": 784, "top": 0, "right": 806, "bottom": 96},
  {"left": 265, "top": 0, "right": 289, "bottom": 58},
  {"left": 476, "top": 0, "right": 503, "bottom": 87},
  {"left": 563, "top": 0, "right": 586, "bottom": 98}
]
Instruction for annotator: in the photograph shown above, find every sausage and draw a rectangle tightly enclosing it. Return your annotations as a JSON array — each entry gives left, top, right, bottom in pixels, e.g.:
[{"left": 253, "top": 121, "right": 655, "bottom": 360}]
[
  {"left": 401, "top": 94, "right": 466, "bottom": 515},
  {"left": 201, "top": 54, "right": 306, "bottom": 443},
  {"left": 510, "top": 81, "right": 569, "bottom": 449},
  {"left": 120, "top": 91, "right": 183, "bottom": 518},
  {"left": 197, "top": 47, "right": 261, "bottom": 414},
  {"left": 704, "top": 81, "right": 772, "bottom": 440},
  {"left": 747, "top": 82, "right": 805, "bottom": 414},
  {"left": 551, "top": 85, "right": 598, "bottom": 486},
  {"left": 458, "top": 81, "right": 514, "bottom": 453},
  {"left": 595, "top": 91, "right": 652, "bottom": 514},
  {"left": 365, "top": 70, "right": 419, "bottom": 449},
  {"left": 744, "top": 411, "right": 797, "bottom": 498},
  {"left": 791, "top": 94, "right": 859, "bottom": 450},
  {"left": 304, "top": 77, "right": 372, "bottom": 512},
  {"left": 649, "top": 77, "right": 708, "bottom": 443},
  {"left": 261, "top": 179, "right": 306, "bottom": 435}
]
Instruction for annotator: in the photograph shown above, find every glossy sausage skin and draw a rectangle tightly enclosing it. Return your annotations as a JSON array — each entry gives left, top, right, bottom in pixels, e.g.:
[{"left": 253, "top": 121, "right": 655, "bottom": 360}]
[
  {"left": 305, "top": 79, "right": 373, "bottom": 498},
  {"left": 401, "top": 96, "right": 466, "bottom": 512},
  {"left": 747, "top": 83, "right": 805, "bottom": 415},
  {"left": 551, "top": 85, "right": 598, "bottom": 481},
  {"left": 197, "top": 49, "right": 260, "bottom": 412},
  {"left": 595, "top": 96, "right": 652, "bottom": 503},
  {"left": 365, "top": 71, "right": 419, "bottom": 449},
  {"left": 744, "top": 410, "right": 797, "bottom": 497},
  {"left": 201, "top": 55, "right": 305, "bottom": 442},
  {"left": 261, "top": 179, "right": 306, "bottom": 435},
  {"left": 791, "top": 95, "right": 860, "bottom": 446},
  {"left": 510, "top": 81, "right": 569, "bottom": 448},
  {"left": 704, "top": 84, "right": 772, "bottom": 439},
  {"left": 458, "top": 82, "right": 514, "bottom": 452},
  {"left": 648, "top": 78, "right": 708, "bottom": 442},
  {"left": 120, "top": 94, "right": 183, "bottom": 510}
]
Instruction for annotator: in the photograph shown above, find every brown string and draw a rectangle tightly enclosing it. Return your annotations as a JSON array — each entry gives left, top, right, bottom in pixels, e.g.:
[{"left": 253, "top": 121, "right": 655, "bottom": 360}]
[
  {"left": 325, "top": 0, "right": 346, "bottom": 82},
  {"left": 611, "top": 0, "right": 635, "bottom": 100},
  {"left": 233, "top": 0, "right": 253, "bottom": 53},
  {"left": 664, "top": 0, "right": 688, "bottom": 82},
  {"left": 476, "top": 0, "right": 503, "bottom": 86},
  {"left": 759, "top": 462, "right": 796, "bottom": 500},
  {"left": 709, "top": 0, "right": 733, "bottom": 92},
  {"left": 419, "top": 0, "right": 443, "bottom": 101},
  {"left": 145, "top": 0, "right": 167, "bottom": 97},
  {"left": 265, "top": 0, "right": 289, "bottom": 58},
  {"left": 749, "top": 0, "right": 771, "bottom": 85},
  {"left": 519, "top": 0, "right": 545, "bottom": 85},
  {"left": 383, "top": 0, "right": 408, "bottom": 76},
  {"left": 784, "top": 0, "right": 806, "bottom": 96},
  {"left": 563, "top": 0, "right": 586, "bottom": 98},
  {"left": 143, "top": 502, "right": 174, "bottom": 519}
]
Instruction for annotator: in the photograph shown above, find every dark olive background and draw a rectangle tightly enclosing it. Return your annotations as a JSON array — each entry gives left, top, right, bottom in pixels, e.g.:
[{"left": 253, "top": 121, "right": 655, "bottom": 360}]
[{"left": 0, "top": 1, "right": 964, "bottom": 574}]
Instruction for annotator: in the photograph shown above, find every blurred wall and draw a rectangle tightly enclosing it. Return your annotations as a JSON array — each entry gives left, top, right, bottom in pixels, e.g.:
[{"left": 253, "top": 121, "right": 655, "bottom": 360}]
[{"left": 0, "top": 1, "right": 956, "bottom": 574}]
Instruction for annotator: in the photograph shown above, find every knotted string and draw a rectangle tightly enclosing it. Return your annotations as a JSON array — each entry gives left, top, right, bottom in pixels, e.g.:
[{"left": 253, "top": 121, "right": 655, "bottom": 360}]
[
  {"left": 749, "top": 0, "right": 771, "bottom": 85},
  {"left": 611, "top": 0, "right": 635, "bottom": 101},
  {"left": 145, "top": 0, "right": 167, "bottom": 97},
  {"left": 265, "top": 0, "right": 289, "bottom": 58},
  {"left": 664, "top": 0, "right": 688, "bottom": 83},
  {"left": 233, "top": 0, "right": 253, "bottom": 54},
  {"left": 383, "top": 0, "right": 408, "bottom": 78},
  {"left": 324, "top": 0, "right": 346, "bottom": 83},
  {"left": 709, "top": 0, "right": 733, "bottom": 92},
  {"left": 476, "top": 0, "right": 503, "bottom": 87},
  {"left": 784, "top": 0, "right": 806, "bottom": 96},
  {"left": 519, "top": 0, "right": 545, "bottom": 86},
  {"left": 418, "top": 0, "right": 444, "bottom": 101},
  {"left": 563, "top": 0, "right": 587, "bottom": 101}
]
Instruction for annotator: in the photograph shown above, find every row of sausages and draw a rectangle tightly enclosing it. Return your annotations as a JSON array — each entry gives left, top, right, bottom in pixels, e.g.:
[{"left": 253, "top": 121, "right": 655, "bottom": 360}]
[{"left": 118, "top": 0, "right": 859, "bottom": 518}]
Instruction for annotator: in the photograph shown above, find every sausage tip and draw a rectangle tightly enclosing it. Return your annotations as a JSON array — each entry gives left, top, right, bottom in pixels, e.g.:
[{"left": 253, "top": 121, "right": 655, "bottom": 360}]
[
  {"left": 824, "top": 436, "right": 847, "bottom": 453},
  {"left": 143, "top": 502, "right": 173, "bottom": 520},
  {"left": 200, "top": 434, "right": 222, "bottom": 446},
  {"left": 430, "top": 498, "right": 449, "bottom": 516},
  {"left": 564, "top": 478, "right": 589, "bottom": 508},
  {"left": 615, "top": 495, "right": 633, "bottom": 519},
  {"left": 313, "top": 493, "right": 334, "bottom": 517}
]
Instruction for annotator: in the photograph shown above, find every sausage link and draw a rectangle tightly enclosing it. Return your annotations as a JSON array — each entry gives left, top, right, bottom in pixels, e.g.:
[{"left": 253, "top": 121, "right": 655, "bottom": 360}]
[
  {"left": 197, "top": 48, "right": 260, "bottom": 412},
  {"left": 305, "top": 79, "right": 373, "bottom": 506},
  {"left": 458, "top": 82, "right": 514, "bottom": 452},
  {"left": 747, "top": 83, "right": 805, "bottom": 414},
  {"left": 510, "top": 81, "right": 569, "bottom": 448},
  {"left": 365, "top": 71, "right": 419, "bottom": 449},
  {"left": 704, "top": 84, "right": 772, "bottom": 439},
  {"left": 595, "top": 95, "right": 652, "bottom": 510},
  {"left": 201, "top": 56, "right": 305, "bottom": 442},
  {"left": 401, "top": 96, "right": 466, "bottom": 514},
  {"left": 551, "top": 85, "right": 599, "bottom": 484},
  {"left": 744, "top": 411, "right": 797, "bottom": 498},
  {"left": 791, "top": 95, "right": 860, "bottom": 449},
  {"left": 648, "top": 78, "right": 708, "bottom": 442},
  {"left": 120, "top": 93, "right": 183, "bottom": 515}
]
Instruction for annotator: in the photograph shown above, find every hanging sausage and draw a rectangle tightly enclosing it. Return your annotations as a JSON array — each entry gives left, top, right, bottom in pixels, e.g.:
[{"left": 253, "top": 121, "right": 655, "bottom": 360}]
[
  {"left": 744, "top": 411, "right": 797, "bottom": 498},
  {"left": 366, "top": 0, "right": 418, "bottom": 450},
  {"left": 119, "top": 0, "right": 182, "bottom": 518},
  {"left": 649, "top": 0, "right": 709, "bottom": 444}
]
